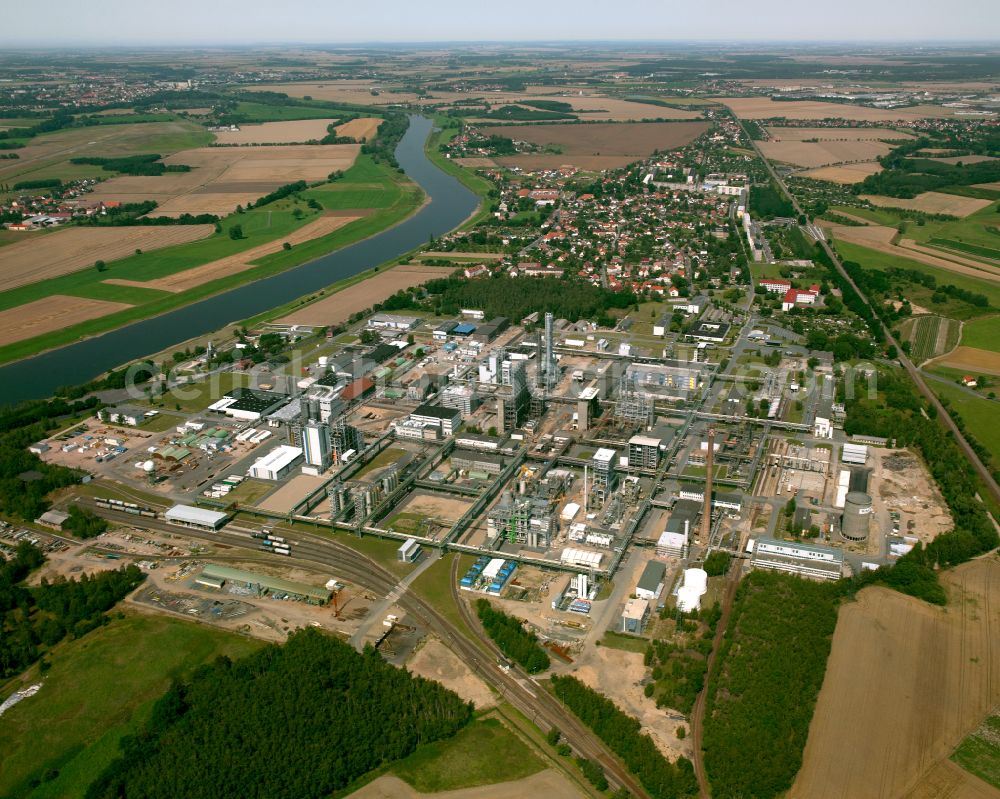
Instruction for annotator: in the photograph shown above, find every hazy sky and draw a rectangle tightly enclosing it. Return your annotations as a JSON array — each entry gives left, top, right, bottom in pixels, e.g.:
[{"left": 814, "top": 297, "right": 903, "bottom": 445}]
[{"left": 5, "top": 0, "right": 999, "bottom": 45}]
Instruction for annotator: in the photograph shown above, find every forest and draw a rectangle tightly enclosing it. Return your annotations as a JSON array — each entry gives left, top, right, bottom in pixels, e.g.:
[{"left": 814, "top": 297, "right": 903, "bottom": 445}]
[
  {"left": 476, "top": 599, "right": 550, "bottom": 673},
  {"left": 858, "top": 142, "right": 1000, "bottom": 198},
  {"left": 644, "top": 603, "right": 721, "bottom": 714},
  {"left": 749, "top": 181, "right": 795, "bottom": 219},
  {"left": 86, "top": 629, "right": 473, "bottom": 799},
  {"left": 0, "top": 542, "right": 144, "bottom": 678},
  {"left": 702, "top": 571, "right": 841, "bottom": 799},
  {"left": 423, "top": 274, "right": 637, "bottom": 326},
  {"left": 550, "top": 674, "right": 698, "bottom": 798}
]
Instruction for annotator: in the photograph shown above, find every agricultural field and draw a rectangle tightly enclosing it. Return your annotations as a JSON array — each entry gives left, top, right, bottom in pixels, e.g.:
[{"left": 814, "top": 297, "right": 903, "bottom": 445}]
[
  {"left": 927, "top": 346, "right": 1000, "bottom": 377},
  {"left": 800, "top": 162, "right": 884, "bottom": 183},
  {"left": 899, "top": 315, "right": 961, "bottom": 362},
  {"left": 479, "top": 121, "right": 710, "bottom": 170},
  {"left": 929, "top": 380, "right": 1000, "bottom": 460},
  {"left": 862, "top": 192, "right": 993, "bottom": 218},
  {"left": 87, "top": 143, "right": 361, "bottom": 217},
  {"left": 0, "top": 613, "right": 262, "bottom": 799},
  {"left": 0, "top": 119, "right": 212, "bottom": 186},
  {"left": 278, "top": 264, "right": 454, "bottom": 327},
  {"left": 759, "top": 139, "right": 895, "bottom": 168},
  {"left": 0, "top": 295, "right": 136, "bottom": 346},
  {"left": 790, "top": 558, "right": 1000, "bottom": 799},
  {"left": 0, "top": 225, "right": 215, "bottom": 292},
  {"left": 211, "top": 118, "right": 336, "bottom": 144},
  {"left": 951, "top": 712, "right": 1000, "bottom": 791},
  {"left": 246, "top": 80, "right": 442, "bottom": 105},
  {"left": 335, "top": 117, "right": 383, "bottom": 140},
  {"left": 716, "top": 97, "right": 955, "bottom": 121},
  {"left": 765, "top": 126, "right": 914, "bottom": 142},
  {"left": 961, "top": 316, "right": 1000, "bottom": 353}
]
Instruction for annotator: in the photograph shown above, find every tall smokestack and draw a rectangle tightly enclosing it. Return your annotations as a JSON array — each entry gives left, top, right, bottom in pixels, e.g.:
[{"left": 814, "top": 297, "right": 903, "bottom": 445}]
[{"left": 701, "top": 427, "right": 715, "bottom": 543}]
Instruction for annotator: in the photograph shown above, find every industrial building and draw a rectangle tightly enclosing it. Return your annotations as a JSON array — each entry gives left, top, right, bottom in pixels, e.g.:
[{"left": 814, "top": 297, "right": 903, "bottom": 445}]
[
  {"left": 635, "top": 560, "right": 667, "bottom": 601},
  {"left": 622, "top": 597, "right": 650, "bottom": 633},
  {"left": 165, "top": 504, "right": 229, "bottom": 531},
  {"left": 590, "top": 448, "right": 617, "bottom": 506},
  {"left": 656, "top": 529, "right": 689, "bottom": 558},
  {"left": 367, "top": 313, "right": 419, "bottom": 331},
  {"left": 196, "top": 564, "right": 331, "bottom": 604},
  {"left": 410, "top": 404, "right": 462, "bottom": 436},
  {"left": 624, "top": 362, "right": 702, "bottom": 401},
  {"left": 98, "top": 405, "right": 147, "bottom": 427},
  {"left": 398, "top": 538, "right": 422, "bottom": 562},
  {"left": 452, "top": 449, "right": 506, "bottom": 476},
  {"left": 249, "top": 445, "right": 304, "bottom": 481},
  {"left": 440, "top": 384, "right": 479, "bottom": 416},
  {"left": 814, "top": 376, "right": 835, "bottom": 439},
  {"left": 298, "top": 420, "right": 333, "bottom": 472},
  {"left": 488, "top": 492, "right": 556, "bottom": 548},
  {"left": 750, "top": 537, "right": 844, "bottom": 581},
  {"left": 628, "top": 435, "right": 661, "bottom": 470}
]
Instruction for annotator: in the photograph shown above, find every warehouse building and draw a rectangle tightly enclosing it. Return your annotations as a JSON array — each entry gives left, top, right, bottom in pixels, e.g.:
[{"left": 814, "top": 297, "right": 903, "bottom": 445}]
[
  {"left": 249, "top": 445, "right": 304, "bottom": 481},
  {"left": 165, "top": 504, "right": 229, "bottom": 531},
  {"left": 452, "top": 448, "right": 506, "bottom": 476},
  {"left": 410, "top": 404, "right": 462, "bottom": 436},
  {"left": 367, "top": 313, "right": 419, "bottom": 331},
  {"left": 635, "top": 560, "right": 667, "bottom": 601},
  {"left": 98, "top": 405, "right": 147, "bottom": 427},
  {"left": 749, "top": 536, "right": 844, "bottom": 581},
  {"left": 196, "top": 564, "right": 331, "bottom": 604}
]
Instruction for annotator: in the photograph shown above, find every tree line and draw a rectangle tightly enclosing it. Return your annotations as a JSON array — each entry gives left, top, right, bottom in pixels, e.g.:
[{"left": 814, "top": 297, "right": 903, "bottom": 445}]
[
  {"left": 551, "top": 674, "right": 698, "bottom": 798},
  {"left": 475, "top": 598, "right": 550, "bottom": 673},
  {"left": 86, "top": 629, "right": 472, "bottom": 799},
  {"left": 0, "top": 542, "right": 144, "bottom": 678}
]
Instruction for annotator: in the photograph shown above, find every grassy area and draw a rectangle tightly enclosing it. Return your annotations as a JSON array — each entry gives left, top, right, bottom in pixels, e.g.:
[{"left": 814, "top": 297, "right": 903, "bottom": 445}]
[
  {"left": 410, "top": 552, "right": 487, "bottom": 652},
  {"left": 136, "top": 411, "right": 185, "bottom": 432},
  {"left": 352, "top": 446, "right": 408, "bottom": 479},
  {"left": 832, "top": 238, "right": 1000, "bottom": 309},
  {"left": 0, "top": 613, "right": 262, "bottom": 799},
  {"left": 224, "top": 478, "right": 275, "bottom": 507},
  {"left": 952, "top": 713, "right": 1000, "bottom": 789},
  {"left": 391, "top": 716, "right": 545, "bottom": 792},
  {"left": 142, "top": 372, "right": 250, "bottom": 413},
  {"left": 961, "top": 315, "right": 1000, "bottom": 353},
  {"left": 0, "top": 155, "right": 423, "bottom": 366},
  {"left": 427, "top": 120, "right": 492, "bottom": 230},
  {"left": 229, "top": 101, "right": 348, "bottom": 123},
  {"left": 599, "top": 630, "right": 649, "bottom": 653},
  {"left": 899, "top": 315, "right": 961, "bottom": 361},
  {"left": 930, "top": 379, "right": 1000, "bottom": 458}
]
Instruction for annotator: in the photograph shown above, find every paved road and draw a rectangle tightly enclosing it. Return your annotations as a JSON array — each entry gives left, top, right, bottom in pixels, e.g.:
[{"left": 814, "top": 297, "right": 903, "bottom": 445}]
[{"left": 740, "top": 121, "right": 1000, "bottom": 510}]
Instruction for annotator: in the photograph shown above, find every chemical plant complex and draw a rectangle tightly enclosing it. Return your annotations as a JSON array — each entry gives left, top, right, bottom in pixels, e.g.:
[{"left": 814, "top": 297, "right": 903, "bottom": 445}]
[{"left": 30, "top": 293, "right": 944, "bottom": 648}]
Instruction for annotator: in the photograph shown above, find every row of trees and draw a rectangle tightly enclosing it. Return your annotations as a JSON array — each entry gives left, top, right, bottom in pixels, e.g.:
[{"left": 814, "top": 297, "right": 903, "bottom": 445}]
[
  {"left": 0, "top": 542, "right": 144, "bottom": 678},
  {"left": 550, "top": 675, "right": 698, "bottom": 798},
  {"left": 475, "top": 599, "right": 550, "bottom": 673},
  {"left": 702, "top": 571, "right": 841, "bottom": 798},
  {"left": 70, "top": 153, "right": 190, "bottom": 176},
  {"left": 86, "top": 629, "right": 473, "bottom": 799}
]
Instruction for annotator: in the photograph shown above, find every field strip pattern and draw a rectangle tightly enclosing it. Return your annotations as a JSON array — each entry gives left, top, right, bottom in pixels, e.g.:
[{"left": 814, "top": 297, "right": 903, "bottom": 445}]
[
  {"left": 101, "top": 214, "right": 363, "bottom": 293},
  {"left": 0, "top": 225, "right": 216, "bottom": 292},
  {"left": 0, "top": 295, "right": 134, "bottom": 345}
]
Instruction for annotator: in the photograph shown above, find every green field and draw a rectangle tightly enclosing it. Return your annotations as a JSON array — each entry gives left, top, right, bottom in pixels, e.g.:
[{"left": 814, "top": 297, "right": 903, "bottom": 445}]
[
  {"left": 390, "top": 716, "right": 545, "bottom": 793},
  {"left": 899, "top": 314, "right": 961, "bottom": 361},
  {"left": 142, "top": 372, "right": 250, "bottom": 412},
  {"left": 0, "top": 155, "right": 423, "bottom": 366},
  {"left": 353, "top": 446, "right": 408, "bottom": 479},
  {"left": 0, "top": 614, "right": 262, "bottom": 799},
  {"left": 928, "top": 238, "right": 1000, "bottom": 261},
  {"left": 952, "top": 713, "right": 1000, "bottom": 790},
  {"left": 230, "top": 101, "right": 351, "bottom": 123},
  {"left": 832, "top": 238, "right": 1000, "bottom": 310},
  {"left": 930, "top": 379, "right": 1000, "bottom": 462},
  {"left": 961, "top": 315, "right": 1000, "bottom": 353},
  {"left": 599, "top": 630, "right": 649, "bottom": 653}
]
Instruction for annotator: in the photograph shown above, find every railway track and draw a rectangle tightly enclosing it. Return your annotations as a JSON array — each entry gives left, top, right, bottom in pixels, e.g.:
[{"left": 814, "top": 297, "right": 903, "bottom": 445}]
[{"left": 83, "top": 502, "right": 652, "bottom": 799}]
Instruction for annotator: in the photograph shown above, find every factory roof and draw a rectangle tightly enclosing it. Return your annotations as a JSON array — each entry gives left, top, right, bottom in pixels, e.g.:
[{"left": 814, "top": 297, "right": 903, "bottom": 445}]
[
  {"left": 200, "top": 563, "right": 331, "bottom": 602},
  {"left": 592, "top": 448, "right": 616, "bottom": 464},
  {"left": 164, "top": 504, "right": 229, "bottom": 527},
  {"left": 453, "top": 322, "right": 477, "bottom": 335},
  {"left": 637, "top": 560, "right": 667, "bottom": 593},
  {"left": 623, "top": 597, "right": 650, "bottom": 621},
  {"left": 413, "top": 403, "right": 462, "bottom": 420},
  {"left": 252, "top": 445, "right": 303, "bottom": 472},
  {"left": 629, "top": 434, "right": 662, "bottom": 448}
]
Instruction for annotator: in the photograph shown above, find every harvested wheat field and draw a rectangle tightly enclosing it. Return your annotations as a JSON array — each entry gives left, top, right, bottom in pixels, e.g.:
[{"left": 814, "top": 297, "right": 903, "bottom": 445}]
[
  {"left": 247, "top": 81, "right": 451, "bottom": 106},
  {"left": 348, "top": 770, "right": 584, "bottom": 799},
  {"left": 482, "top": 121, "right": 710, "bottom": 170},
  {"left": 278, "top": 264, "right": 454, "bottom": 326},
  {"left": 212, "top": 119, "right": 336, "bottom": 145},
  {"left": 454, "top": 157, "right": 496, "bottom": 168},
  {"left": 717, "top": 97, "right": 954, "bottom": 121},
  {"left": 765, "top": 127, "right": 914, "bottom": 142},
  {"left": 928, "top": 155, "right": 998, "bottom": 165},
  {"left": 102, "top": 214, "right": 362, "bottom": 293},
  {"left": 790, "top": 557, "right": 1000, "bottom": 799},
  {"left": 0, "top": 225, "right": 215, "bottom": 292},
  {"left": 801, "top": 162, "right": 884, "bottom": 183},
  {"left": 475, "top": 95, "right": 702, "bottom": 122},
  {"left": 759, "top": 138, "right": 894, "bottom": 167},
  {"left": 335, "top": 117, "right": 382, "bottom": 140},
  {"left": 0, "top": 295, "right": 134, "bottom": 345},
  {"left": 862, "top": 192, "right": 993, "bottom": 218},
  {"left": 405, "top": 637, "right": 495, "bottom": 708},
  {"left": 903, "top": 759, "right": 1000, "bottom": 799},
  {"left": 88, "top": 144, "right": 360, "bottom": 217},
  {"left": 927, "top": 346, "right": 1000, "bottom": 376},
  {"left": 974, "top": 183, "right": 1000, "bottom": 192}
]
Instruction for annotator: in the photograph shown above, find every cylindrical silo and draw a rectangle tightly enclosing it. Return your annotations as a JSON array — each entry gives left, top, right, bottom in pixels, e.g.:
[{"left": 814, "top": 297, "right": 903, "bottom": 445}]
[
  {"left": 683, "top": 567, "right": 708, "bottom": 596},
  {"left": 842, "top": 491, "right": 873, "bottom": 541},
  {"left": 677, "top": 585, "right": 702, "bottom": 613}
]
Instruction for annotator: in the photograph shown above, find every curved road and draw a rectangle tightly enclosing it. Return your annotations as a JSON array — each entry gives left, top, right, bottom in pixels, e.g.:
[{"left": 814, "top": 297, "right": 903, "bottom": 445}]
[
  {"left": 86, "top": 503, "right": 651, "bottom": 799},
  {"left": 742, "top": 123, "right": 1000, "bottom": 509}
]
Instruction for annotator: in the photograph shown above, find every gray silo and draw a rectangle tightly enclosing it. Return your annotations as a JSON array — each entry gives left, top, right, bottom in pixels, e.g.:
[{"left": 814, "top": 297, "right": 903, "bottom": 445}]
[{"left": 842, "top": 491, "right": 873, "bottom": 542}]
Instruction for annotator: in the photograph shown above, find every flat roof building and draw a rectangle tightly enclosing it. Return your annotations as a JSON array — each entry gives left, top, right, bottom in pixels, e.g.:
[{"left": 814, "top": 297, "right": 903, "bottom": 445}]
[
  {"left": 635, "top": 560, "right": 667, "bottom": 601},
  {"left": 750, "top": 536, "right": 844, "bottom": 581},
  {"left": 622, "top": 597, "right": 650, "bottom": 633},
  {"left": 249, "top": 445, "right": 304, "bottom": 481},
  {"left": 165, "top": 504, "right": 229, "bottom": 531},
  {"left": 411, "top": 404, "right": 462, "bottom": 436},
  {"left": 198, "top": 563, "right": 331, "bottom": 604}
]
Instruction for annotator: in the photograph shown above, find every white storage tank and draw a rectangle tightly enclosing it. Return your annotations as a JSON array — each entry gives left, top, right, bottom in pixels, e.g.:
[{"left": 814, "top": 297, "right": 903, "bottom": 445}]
[
  {"left": 677, "top": 585, "right": 702, "bottom": 612},
  {"left": 683, "top": 567, "right": 708, "bottom": 596}
]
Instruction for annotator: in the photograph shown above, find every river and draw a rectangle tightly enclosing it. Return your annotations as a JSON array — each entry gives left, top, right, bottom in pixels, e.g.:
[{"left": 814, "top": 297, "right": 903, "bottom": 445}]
[{"left": 0, "top": 115, "right": 478, "bottom": 406}]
